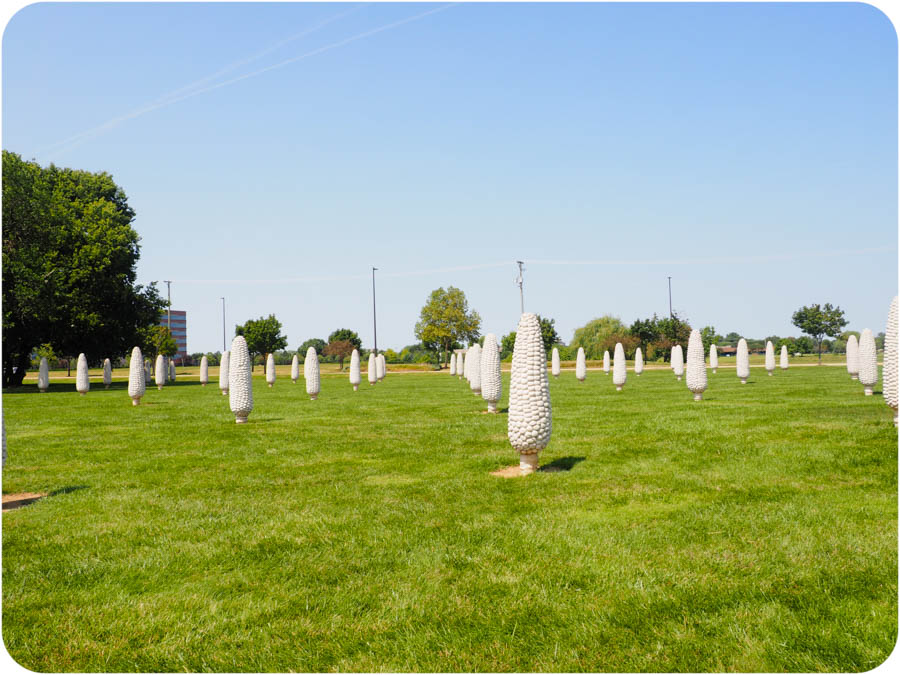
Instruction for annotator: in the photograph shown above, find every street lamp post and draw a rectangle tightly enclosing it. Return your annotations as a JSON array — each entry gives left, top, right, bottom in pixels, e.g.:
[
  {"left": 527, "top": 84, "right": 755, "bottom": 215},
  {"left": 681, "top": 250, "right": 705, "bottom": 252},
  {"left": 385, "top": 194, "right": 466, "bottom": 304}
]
[
  {"left": 221, "top": 297, "right": 226, "bottom": 352},
  {"left": 515, "top": 261, "right": 525, "bottom": 314},
  {"left": 372, "top": 267, "right": 378, "bottom": 356}
]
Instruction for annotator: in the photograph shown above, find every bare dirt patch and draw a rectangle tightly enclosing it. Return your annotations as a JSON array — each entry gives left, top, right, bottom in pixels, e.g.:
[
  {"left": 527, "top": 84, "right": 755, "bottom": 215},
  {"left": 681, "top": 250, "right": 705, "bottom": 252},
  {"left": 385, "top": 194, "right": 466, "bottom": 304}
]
[{"left": 3, "top": 492, "right": 48, "bottom": 510}]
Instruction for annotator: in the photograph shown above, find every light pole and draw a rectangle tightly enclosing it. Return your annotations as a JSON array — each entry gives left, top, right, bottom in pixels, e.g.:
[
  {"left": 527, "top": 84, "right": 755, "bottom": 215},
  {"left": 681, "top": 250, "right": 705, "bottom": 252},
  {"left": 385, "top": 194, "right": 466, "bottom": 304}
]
[
  {"left": 515, "top": 261, "right": 525, "bottom": 314},
  {"left": 221, "top": 297, "right": 226, "bottom": 352},
  {"left": 372, "top": 267, "right": 378, "bottom": 356},
  {"left": 163, "top": 279, "right": 173, "bottom": 364},
  {"left": 667, "top": 276, "right": 673, "bottom": 319}
]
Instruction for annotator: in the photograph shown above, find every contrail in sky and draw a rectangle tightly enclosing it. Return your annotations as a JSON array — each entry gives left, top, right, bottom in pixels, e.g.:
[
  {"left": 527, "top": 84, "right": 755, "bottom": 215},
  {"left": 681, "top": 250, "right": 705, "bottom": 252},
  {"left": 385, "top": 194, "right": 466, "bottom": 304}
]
[
  {"left": 170, "top": 247, "right": 894, "bottom": 284},
  {"left": 43, "top": 3, "right": 454, "bottom": 157}
]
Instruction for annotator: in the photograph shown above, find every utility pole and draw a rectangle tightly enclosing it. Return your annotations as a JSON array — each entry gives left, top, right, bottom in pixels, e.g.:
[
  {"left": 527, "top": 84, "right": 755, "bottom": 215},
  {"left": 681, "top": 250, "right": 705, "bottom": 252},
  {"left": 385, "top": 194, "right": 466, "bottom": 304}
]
[
  {"left": 372, "top": 267, "right": 378, "bottom": 356},
  {"left": 164, "top": 280, "right": 173, "bottom": 364},
  {"left": 221, "top": 297, "right": 226, "bottom": 352},
  {"left": 515, "top": 261, "right": 525, "bottom": 314},
  {"left": 667, "top": 276, "right": 674, "bottom": 341}
]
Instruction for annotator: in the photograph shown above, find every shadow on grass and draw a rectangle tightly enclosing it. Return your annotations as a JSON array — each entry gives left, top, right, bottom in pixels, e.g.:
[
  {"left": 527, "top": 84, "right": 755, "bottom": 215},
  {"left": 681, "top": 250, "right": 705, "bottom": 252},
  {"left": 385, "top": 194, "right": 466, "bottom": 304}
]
[
  {"left": 2, "top": 485, "right": 88, "bottom": 511},
  {"left": 540, "top": 456, "right": 586, "bottom": 472}
]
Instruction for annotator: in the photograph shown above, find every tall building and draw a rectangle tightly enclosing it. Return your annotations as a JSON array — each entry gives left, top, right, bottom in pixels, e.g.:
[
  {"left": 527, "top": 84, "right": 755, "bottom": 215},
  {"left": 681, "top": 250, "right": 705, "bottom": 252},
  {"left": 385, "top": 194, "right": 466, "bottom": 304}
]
[{"left": 159, "top": 310, "right": 188, "bottom": 363}]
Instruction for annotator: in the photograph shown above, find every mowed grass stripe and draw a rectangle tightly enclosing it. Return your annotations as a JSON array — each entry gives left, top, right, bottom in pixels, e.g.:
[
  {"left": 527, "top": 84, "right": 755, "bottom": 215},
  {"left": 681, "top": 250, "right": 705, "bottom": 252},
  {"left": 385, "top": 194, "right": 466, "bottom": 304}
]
[{"left": 2, "top": 366, "right": 896, "bottom": 671}]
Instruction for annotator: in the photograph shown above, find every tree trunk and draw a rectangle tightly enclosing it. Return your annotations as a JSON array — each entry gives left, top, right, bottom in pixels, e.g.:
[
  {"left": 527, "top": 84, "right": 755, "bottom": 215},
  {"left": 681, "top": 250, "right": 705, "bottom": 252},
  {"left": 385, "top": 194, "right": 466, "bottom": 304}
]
[{"left": 818, "top": 339, "right": 822, "bottom": 364}]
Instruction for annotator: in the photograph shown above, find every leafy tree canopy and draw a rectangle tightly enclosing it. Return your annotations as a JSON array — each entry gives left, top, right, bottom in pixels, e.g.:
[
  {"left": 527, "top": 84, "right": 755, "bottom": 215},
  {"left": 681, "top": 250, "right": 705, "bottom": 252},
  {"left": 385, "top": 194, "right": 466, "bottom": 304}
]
[
  {"left": 414, "top": 286, "right": 481, "bottom": 364},
  {"left": 323, "top": 339, "right": 356, "bottom": 370},
  {"left": 791, "top": 303, "right": 848, "bottom": 363},
  {"left": 569, "top": 315, "right": 625, "bottom": 360},
  {"left": 327, "top": 328, "right": 362, "bottom": 351},
  {"left": 236, "top": 314, "right": 288, "bottom": 364},
  {"left": 537, "top": 315, "right": 560, "bottom": 355},
  {"left": 298, "top": 338, "right": 326, "bottom": 361}
]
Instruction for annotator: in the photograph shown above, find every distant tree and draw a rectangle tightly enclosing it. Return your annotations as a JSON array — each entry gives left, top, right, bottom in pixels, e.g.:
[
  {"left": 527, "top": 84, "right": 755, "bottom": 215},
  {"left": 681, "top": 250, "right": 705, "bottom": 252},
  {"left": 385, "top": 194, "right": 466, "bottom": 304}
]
[
  {"left": 629, "top": 316, "right": 660, "bottom": 349},
  {"left": 236, "top": 314, "right": 288, "bottom": 370},
  {"left": 876, "top": 331, "right": 886, "bottom": 351},
  {"left": 298, "top": 338, "right": 326, "bottom": 362},
  {"left": 537, "top": 315, "right": 560, "bottom": 355},
  {"left": 414, "top": 286, "right": 481, "bottom": 365},
  {"left": 144, "top": 325, "right": 177, "bottom": 359},
  {"left": 327, "top": 328, "right": 362, "bottom": 352},
  {"left": 795, "top": 336, "right": 816, "bottom": 354},
  {"left": 205, "top": 351, "right": 222, "bottom": 367},
  {"left": 323, "top": 339, "right": 355, "bottom": 370},
  {"left": 791, "top": 303, "right": 848, "bottom": 364},
  {"left": 382, "top": 348, "right": 400, "bottom": 363},
  {"left": 700, "top": 326, "right": 723, "bottom": 354},
  {"left": 500, "top": 331, "right": 517, "bottom": 360},
  {"left": 722, "top": 332, "right": 742, "bottom": 346},
  {"left": 570, "top": 315, "right": 625, "bottom": 360}
]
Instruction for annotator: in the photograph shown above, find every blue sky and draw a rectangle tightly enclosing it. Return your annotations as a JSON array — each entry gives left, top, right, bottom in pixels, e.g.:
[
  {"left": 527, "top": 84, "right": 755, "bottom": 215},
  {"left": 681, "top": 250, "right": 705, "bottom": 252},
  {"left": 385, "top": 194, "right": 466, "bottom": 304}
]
[{"left": 3, "top": 2, "right": 897, "bottom": 353}]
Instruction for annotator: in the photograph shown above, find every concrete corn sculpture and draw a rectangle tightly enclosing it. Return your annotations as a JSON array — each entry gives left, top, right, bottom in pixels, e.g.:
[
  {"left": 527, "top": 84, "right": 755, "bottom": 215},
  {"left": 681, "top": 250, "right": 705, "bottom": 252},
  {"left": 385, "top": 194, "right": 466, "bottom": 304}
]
[
  {"left": 481, "top": 333, "right": 502, "bottom": 413},
  {"left": 603, "top": 350, "right": 610, "bottom": 374},
  {"left": 858, "top": 328, "right": 877, "bottom": 396},
  {"left": 169, "top": 359, "right": 176, "bottom": 382},
  {"left": 38, "top": 357, "right": 49, "bottom": 392},
  {"left": 671, "top": 345, "right": 684, "bottom": 381},
  {"left": 765, "top": 341, "right": 775, "bottom": 376},
  {"left": 551, "top": 347, "right": 560, "bottom": 378},
  {"left": 155, "top": 355, "right": 165, "bottom": 390},
  {"left": 710, "top": 344, "right": 718, "bottom": 373},
  {"left": 780, "top": 345, "right": 789, "bottom": 370},
  {"left": 575, "top": 347, "right": 586, "bottom": 382},
  {"left": 128, "top": 347, "right": 146, "bottom": 405},
  {"left": 266, "top": 353, "right": 276, "bottom": 387},
  {"left": 219, "top": 350, "right": 230, "bottom": 396},
  {"left": 613, "top": 342, "right": 626, "bottom": 391},
  {"left": 469, "top": 343, "right": 482, "bottom": 395},
  {"left": 449, "top": 353, "right": 457, "bottom": 376},
  {"left": 229, "top": 336, "right": 253, "bottom": 423},
  {"left": 103, "top": 358, "right": 112, "bottom": 389},
  {"left": 377, "top": 353, "right": 386, "bottom": 381},
  {"left": 305, "top": 347, "right": 320, "bottom": 399},
  {"left": 350, "top": 349, "right": 361, "bottom": 390},
  {"left": 635, "top": 347, "right": 644, "bottom": 376},
  {"left": 291, "top": 354, "right": 300, "bottom": 383},
  {"left": 508, "top": 313, "right": 552, "bottom": 475},
  {"left": 883, "top": 296, "right": 898, "bottom": 425},
  {"left": 76, "top": 353, "right": 90, "bottom": 395},
  {"left": 686, "top": 329, "right": 707, "bottom": 401},
  {"left": 846, "top": 335, "right": 860, "bottom": 380},
  {"left": 458, "top": 351, "right": 465, "bottom": 380},
  {"left": 368, "top": 353, "right": 377, "bottom": 385},
  {"left": 200, "top": 355, "right": 209, "bottom": 386},
  {"left": 737, "top": 338, "right": 750, "bottom": 383},
  {"left": 464, "top": 346, "right": 472, "bottom": 383}
]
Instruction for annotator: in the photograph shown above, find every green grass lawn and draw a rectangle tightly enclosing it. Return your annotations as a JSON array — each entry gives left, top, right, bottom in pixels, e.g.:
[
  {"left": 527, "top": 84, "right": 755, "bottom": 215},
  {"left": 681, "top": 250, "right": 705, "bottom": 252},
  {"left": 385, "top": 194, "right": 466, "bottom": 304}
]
[{"left": 2, "top": 365, "right": 896, "bottom": 672}]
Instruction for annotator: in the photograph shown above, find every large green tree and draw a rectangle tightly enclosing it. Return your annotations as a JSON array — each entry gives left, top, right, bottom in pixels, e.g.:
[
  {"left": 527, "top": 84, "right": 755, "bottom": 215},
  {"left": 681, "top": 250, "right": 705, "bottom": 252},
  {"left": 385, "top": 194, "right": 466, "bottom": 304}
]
[
  {"left": 327, "top": 328, "right": 362, "bottom": 351},
  {"left": 537, "top": 315, "right": 560, "bottom": 355},
  {"left": 2, "top": 151, "right": 165, "bottom": 387},
  {"left": 791, "top": 303, "right": 848, "bottom": 364},
  {"left": 235, "top": 314, "right": 288, "bottom": 370},
  {"left": 298, "top": 338, "right": 327, "bottom": 362},
  {"left": 414, "top": 286, "right": 481, "bottom": 365},
  {"left": 569, "top": 315, "right": 625, "bottom": 360}
]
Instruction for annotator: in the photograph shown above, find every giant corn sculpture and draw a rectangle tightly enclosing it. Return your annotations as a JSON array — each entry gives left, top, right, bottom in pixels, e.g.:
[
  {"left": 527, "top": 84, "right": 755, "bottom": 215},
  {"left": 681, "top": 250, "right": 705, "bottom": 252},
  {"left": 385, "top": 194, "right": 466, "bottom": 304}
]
[
  {"left": 103, "top": 358, "right": 112, "bottom": 389},
  {"left": 551, "top": 347, "right": 560, "bottom": 378},
  {"left": 575, "top": 347, "right": 586, "bottom": 382},
  {"left": 469, "top": 343, "right": 482, "bottom": 395},
  {"left": 671, "top": 345, "right": 684, "bottom": 381},
  {"left": 780, "top": 345, "right": 789, "bottom": 370},
  {"left": 128, "top": 347, "right": 145, "bottom": 405},
  {"left": 634, "top": 347, "right": 644, "bottom": 376},
  {"left": 377, "top": 353, "right": 386, "bottom": 381},
  {"left": 291, "top": 354, "right": 300, "bottom": 383},
  {"left": 350, "top": 349, "right": 361, "bottom": 390},
  {"left": 603, "top": 350, "right": 610, "bottom": 374},
  {"left": 200, "top": 355, "right": 209, "bottom": 386},
  {"left": 613, "top": 342, "right": 626, "bottom": 390},
  {"left": 229, "top": 336, "right": 253, "bottom": 423},
  {"left": 481, "top": 333, "right": 502, "bottom": 413},
  {"left": 686, "top": 329, "right": 707, "bottom": 401},
  {"left": 266, "top": 353, "right": 276, "bottom": 387},
  {"left": 38, "top": 357, "right": 49, "bottom": 392},
  {"left": 368, "top": 353, "right": 377, "bottom": 385},
  {"left": 449, "top": 353, "right": 457, "bottom": 376},
  {"left": 219, "top": 350, "right": 230, "bottom": 396},
  {"left": 765, "top": 341, "right": 775, "bottom": 376},
  {"left": 737, "top": 338, "right": 750, "bottom": 383},
  {"left": 883, "top": 296, "right": 898, "bottom": 425},
  {"left": 508, "top": 313, "right": 551, "bottom": 475},
  {"left": 458, "top": 351, "right": 465, "bottom": 380},
  {"left": 155, "top": 355, "right": 165, "bottom": 389},
  {"left": 305, "top": 347, "right": 320, "bottom": 399},
  {"left": 846, "top": 335, "right": 860, "bottom": 380},
  {"left": 169, "top": 359, "right": 176, "bottom": 382},
  {"left": 710, "top": 344, "right": 718, "bottom": 373},
  {"left": 76, "top": 353, "right": 90, "bottom": 395},
  {"left": 858, "top": 328, "right": 877, "bottom": 396}
]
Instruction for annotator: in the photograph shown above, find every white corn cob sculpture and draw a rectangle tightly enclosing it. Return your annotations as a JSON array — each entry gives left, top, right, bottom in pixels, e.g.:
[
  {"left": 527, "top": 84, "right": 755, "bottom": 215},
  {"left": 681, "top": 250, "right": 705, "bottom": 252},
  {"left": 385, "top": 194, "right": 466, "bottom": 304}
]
[
  {"left": 155, "top": 355, "right": 165, "bottom": 390},
  {"left": 481, "top": 333, "right": 502, "bottom": 413},
  {"left": 765, "top": 341, "right": 775, "bottom": 375},
  {"left": 508, "top": 313, "right": 552, "bottom": 475},
  {"left": 266, "top": 353, "right": 276, "bottom": 387},
  {"left": 847, "top": 335, "right": 860, "bottom": 380},
  {"left": 464, "top": 346, "right": 472, "bottom": 382},
  {"left": 458, "top": 351, "right": 465, "bottom": 380},
  {"left": 883, "top": 296, "right": 898, "bottom": 425},
  {"left": 603, "top": 350, "right": 610, "bottom": 374},
  {"left": 76, "top": 353, "right": 90, "bottom": 395},
  {"left": 613, "top": 342, "right": 626, "bottom": 390},
  {"left": 858, "top": 328, "right": 877, "bottom": 396},
  {"left": 368, "top": 353, "right": 377, "bottom": 385},
  {"left": 780, "top": 345, "right": 788, "bottom": 370},
  {"left": 710, "top": 344, "right": 718, "bottom": 373},
  {"left": 219, "top": 350, "right": 230, "bottom": 395},
  {"left": 737, "top": 338, "right": 750, "bottom": 383},
  {"left": 575, "top": 347, "right": 586, "bottom": 382},
  {"left": 377, "top": 353, "right": 385, "bottom": 381},
  {"left": 291, "top": 354, "right": 300, "bottom": 383},
  {"left": 229, "top": 336, "right": 253, "bottom": 423},
  {"left": 128, "top": 347, "right": 145, "bottom": 405},
  {"left": 686, "top": 329, "right": 707, "bottom": 401},
  {"left": 671, "top": 345, "right": 684, "bottom": 381},
  {"left": 634, "top": 347, "right": 644, "bottom": 376},
  {"left": 200, "top": 355, "right": 209, "bottom": 386},
  {"left": 449, "top": 353, "right": 457, "bottom": 376},
  {"left": 350, "top": 349, "right": 361, "bottom": 390},
  {"left": 469, "top": 343, "right": 482, "bottom": 395},
  {"left": 169, "top": 359, "right": 176, "bottom": 382},
  {"left": 551, "top": 347, "right": 560, "bottom": 378},
  {"left": 305, "top": 347, "right": 320, "bottom": 399},
  {"left": 102, "top": 358, "right": 112, "bottom": 389},
  {"left": 38, "top": 357, "right": 49, "bottom": 392}
]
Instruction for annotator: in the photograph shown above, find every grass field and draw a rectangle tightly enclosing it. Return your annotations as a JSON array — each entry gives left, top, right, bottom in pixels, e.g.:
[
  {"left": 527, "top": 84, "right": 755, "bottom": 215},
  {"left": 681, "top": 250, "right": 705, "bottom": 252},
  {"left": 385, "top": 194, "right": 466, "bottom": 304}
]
[{"left": 2, "top": 365, "right": 896, "bottom": 671}]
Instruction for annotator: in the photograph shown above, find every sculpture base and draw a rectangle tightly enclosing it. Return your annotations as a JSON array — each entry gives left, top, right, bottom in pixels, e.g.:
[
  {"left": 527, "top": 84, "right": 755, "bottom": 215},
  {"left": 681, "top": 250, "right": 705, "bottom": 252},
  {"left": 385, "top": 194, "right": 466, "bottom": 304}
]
[
  {"left": 201, "top": 383, "right": 206, "bottom": 387},
  {"left": 740, "top": 378, "right": 747, "bottom": 384},
  {"left": 268, "top": 383, "right": 273, "bottom": 388},
  {"left": 519, "top": 452, "right": 540, "bottom": 476},
  {"left": 353, "top": 385, "right": 359, "bottom": 391},
  {"left": 79, "top": 391, "right": 86, "bottom": 396},
  {"left": 851, "top": 374, "right": 858, "bottom": 381},
  {"left": 864, "top": 387, "right": 873, "bottom": 396},
  {"left": 553, "top": 374, "right": 559, "bottom": 379},
  {"left": 616, "top": 385, "right": 623, "bottom": 391},
  {"left": 712, "top": 369, "right": 717, "bottom": 374},
  {"left": 473, "top": 389, "right": 481, "bottom": 397},
  {"left": 39, "top": 388, "right": 47, "bottom": 393},
  {"left": 235, "top": 413, "right": 249, "bottom": 424},
  {"left": 310, "top": 394, "right": 318, "bottom": 400},
  {"left": 487, "top": 401, "right": 498, "bottom": 413},
  {"left": 105, "top": 385, "right": 110, "bottom": 389},
  {"left": 131, "top": 397, "right": 140, "bottom": 406},
  {"left": 577, "top": 377, "right": 585, "bottom": 383},
  {"left": 768, "top": 372, "right": 773, "bottom": 376},
  {"left": 693, "top": 393, "right": 703, "bottom": 401},
  {"left": 222, "top": 390, "right": 228, "bottom": 396}
]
